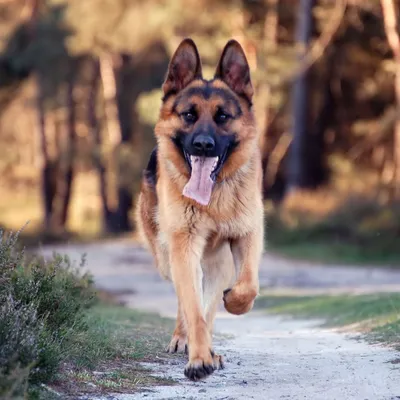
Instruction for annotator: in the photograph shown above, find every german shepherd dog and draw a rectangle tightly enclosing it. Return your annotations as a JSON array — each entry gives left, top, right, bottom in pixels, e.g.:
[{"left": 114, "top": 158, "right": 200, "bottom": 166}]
[{"left": 135, "top": 38, "right": 264, "bottom": 381}]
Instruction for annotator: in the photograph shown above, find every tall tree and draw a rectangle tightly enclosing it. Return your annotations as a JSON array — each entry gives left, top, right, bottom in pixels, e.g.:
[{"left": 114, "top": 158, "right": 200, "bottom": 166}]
[
  {"left": 286, "top": 0, "right": 316, "bottom": 193},
  {"left": 381, "top": 0, "right": 400, "bottom": 198},
  {"left": 58, "top": 61, "right": 78, "bottom": 228},
  {"left": 263, "top": 0, "right": 279, "bottom": 130},
  {"left": 114, "top": 54, "right": 134, "bottom": 232},
  {"left": 88, "top": 57, "right": 113, "bottom": 232},
  {"left": 262, "top": 0, "right": 280, "bottom": 194},
  {"left": 100, "top": 54, "right": 121, "bottom": 148},
  {"left": 36, "top": 73, "right": 57, "bottom": 231},
  {"left": 99, "top": 53, "right": 133, "bottom": 232},
  {"left": 28, "top": 0, "right": 58, "bottom": 231}
]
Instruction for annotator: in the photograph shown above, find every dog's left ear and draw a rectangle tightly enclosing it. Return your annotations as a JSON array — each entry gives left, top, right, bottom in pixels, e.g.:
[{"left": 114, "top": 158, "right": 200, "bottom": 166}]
[
  {"left": 162, "top": 38, "right": 203, "bottom": 96},
  {"left": 215, "top": 40, "right": 253, "bottom": 102}
]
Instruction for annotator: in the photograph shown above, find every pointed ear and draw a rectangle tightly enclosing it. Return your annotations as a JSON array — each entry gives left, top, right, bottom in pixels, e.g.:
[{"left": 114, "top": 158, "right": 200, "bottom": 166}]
[
  {"left": 162, "top": 38, "right": 202, "bottom": 96},
  {"left": 214, "top": 40, "right": 253, "bottom": 102}
]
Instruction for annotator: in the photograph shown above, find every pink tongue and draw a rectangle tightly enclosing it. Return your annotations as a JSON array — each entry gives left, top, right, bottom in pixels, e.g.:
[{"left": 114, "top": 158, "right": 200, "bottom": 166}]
[{"left": 183, "top": 156, "right": 218, "bottom": 206}]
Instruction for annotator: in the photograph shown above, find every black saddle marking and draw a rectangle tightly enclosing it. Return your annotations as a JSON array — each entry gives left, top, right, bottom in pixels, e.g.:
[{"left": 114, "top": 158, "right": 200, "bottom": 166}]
[{"left": 143, "top": 146, "right": 158, "bottom": 188}]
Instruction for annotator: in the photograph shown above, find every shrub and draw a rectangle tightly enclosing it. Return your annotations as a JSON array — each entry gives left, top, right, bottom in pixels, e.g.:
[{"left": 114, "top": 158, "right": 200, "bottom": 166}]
[{"left": 0, "top": 230, "right": 96, "bottom": 398}]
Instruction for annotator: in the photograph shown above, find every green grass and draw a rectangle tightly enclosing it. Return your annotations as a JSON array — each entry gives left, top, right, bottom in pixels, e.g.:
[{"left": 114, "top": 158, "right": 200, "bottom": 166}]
[
  {"left": 267, "top": 239, "right": 400, "bottom": 267},
  {"left": 256, "top": 292, "right": 400, "bottom": 348},
  {"left": 48, "top": 304, "right": 175, "bottom": 398},
  {"left": 266, "top": 198, "right": 400, "bottom": 267},
  {"left": 71, "top": 304, "right": 174, "bottom": 366},
  {"left": 26, "top": 304, "right": 175, "bottom": 399}
]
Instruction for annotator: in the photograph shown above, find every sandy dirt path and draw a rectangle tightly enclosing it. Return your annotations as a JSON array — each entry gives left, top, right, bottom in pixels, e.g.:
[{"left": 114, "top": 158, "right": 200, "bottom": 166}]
[{"left": 39, "top": 240, "right": 400, "bottom": 400}]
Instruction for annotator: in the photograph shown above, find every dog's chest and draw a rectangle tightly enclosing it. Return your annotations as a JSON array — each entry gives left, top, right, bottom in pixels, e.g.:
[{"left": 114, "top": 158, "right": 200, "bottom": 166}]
[
  {"left": 204, "top": 209, "right": 255, "bottom": 252},
  {"left": 205, "top": 198, "right": 256, "bottom": 239},
  {"left": 213, "top": 213, "right": 253, "bottom": 238}
]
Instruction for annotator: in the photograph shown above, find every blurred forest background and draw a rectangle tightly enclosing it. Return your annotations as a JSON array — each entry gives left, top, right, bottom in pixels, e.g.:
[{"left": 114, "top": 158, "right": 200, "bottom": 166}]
[{"left": 1, "top": 0, "right": 400, "bottom": 265}]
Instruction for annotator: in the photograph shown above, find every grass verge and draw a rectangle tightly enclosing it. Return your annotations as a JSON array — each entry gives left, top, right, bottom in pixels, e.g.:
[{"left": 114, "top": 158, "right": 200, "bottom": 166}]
[
  {"left": 255, "top": 292, "right": 400, "bottom": 349},
  {"left": 266, "top": 195, "right": 400, "bottom": 267},
  {"left": 267, "top": 239, "right": 400, "bottom": 267},
  {"left": 0, "top": 230, "right": 175, "bottom": 400},
  {"left": 47, "top": 305, "right": 175, "bottom": 399}
]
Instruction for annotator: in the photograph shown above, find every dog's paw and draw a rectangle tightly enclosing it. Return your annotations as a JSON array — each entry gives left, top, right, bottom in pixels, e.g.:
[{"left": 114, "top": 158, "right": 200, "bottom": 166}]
[
  {"left": 184, "top": 350, "right": 217, "bottom": 381},
  {"left": 211, "top": 350, "right": 225, "bottom": 370},
  {"left": 166, "top": 334, "right": 188, "bottom": 354},
  {"left": 223, "top": 282, "right": 258, "bottom": 315}
]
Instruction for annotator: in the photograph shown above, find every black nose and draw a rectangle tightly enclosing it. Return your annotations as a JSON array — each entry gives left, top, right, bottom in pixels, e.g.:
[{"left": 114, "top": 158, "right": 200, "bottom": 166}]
[{"left": 192, "top": 135, "right": 215, "bottom": 153}]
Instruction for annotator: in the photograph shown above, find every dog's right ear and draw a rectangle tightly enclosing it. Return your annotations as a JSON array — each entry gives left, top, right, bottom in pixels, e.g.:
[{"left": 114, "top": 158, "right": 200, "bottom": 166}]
[{"left": 162, "top": 38, "right": 202, "bottom": 96}]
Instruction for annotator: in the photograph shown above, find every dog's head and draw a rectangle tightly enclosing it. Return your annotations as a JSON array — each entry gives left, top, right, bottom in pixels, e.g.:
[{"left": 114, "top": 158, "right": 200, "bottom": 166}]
[{"left": 155, "top": 38, "right": 258, "bottom": 206}]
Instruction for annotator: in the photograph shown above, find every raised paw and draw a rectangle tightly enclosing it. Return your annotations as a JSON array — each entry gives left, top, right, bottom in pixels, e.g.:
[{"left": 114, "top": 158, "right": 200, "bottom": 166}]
[
  {"left": 223, "top": 282, "right": 258, "bottom": 315},
  {"left": 166, "top": 335, "right": 188, "bottom": 354}
]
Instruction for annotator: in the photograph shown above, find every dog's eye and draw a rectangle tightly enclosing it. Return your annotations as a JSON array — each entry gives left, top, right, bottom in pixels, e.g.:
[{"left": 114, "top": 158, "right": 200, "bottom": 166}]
[
  {"left": 181, "top": 111, "right": 197, "bottom": 124},
  {"left": 214, "top": 110, "right": 230, "bottom": 125}
]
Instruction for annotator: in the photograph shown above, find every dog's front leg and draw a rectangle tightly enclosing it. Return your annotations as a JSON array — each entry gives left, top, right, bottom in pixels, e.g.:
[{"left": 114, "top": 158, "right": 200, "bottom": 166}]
[
  {"left": 223, "top": 222, "right": 263, "bottom": 315},
  {"left": 169, "top": 231, "right": 220, "bottom": 380}
]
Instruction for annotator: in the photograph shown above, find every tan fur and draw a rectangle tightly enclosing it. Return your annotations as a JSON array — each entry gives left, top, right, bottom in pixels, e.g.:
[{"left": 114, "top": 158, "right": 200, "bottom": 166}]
[{"left": 135, "top": 39, "right": 264, "bottom": 381}]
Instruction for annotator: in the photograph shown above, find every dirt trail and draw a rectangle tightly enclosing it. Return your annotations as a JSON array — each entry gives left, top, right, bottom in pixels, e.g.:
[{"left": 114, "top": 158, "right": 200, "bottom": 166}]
[{"left": 40, "top": 240, "right": 400, "bottom": 400}]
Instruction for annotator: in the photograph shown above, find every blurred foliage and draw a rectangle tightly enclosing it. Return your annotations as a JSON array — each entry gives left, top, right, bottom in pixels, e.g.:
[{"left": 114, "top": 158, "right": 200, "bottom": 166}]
[
  {"left": 266, "top": 191, "right": 400, "bottom": 266},
  {"left": 0, "top": 0, "right": 399, "bottom": 256}
]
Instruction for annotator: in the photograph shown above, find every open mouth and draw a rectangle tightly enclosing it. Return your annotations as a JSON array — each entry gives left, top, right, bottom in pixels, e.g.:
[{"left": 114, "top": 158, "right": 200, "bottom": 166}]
[
  {"left": 182, "top": 150, "right": 229, "bottom": 206},
  {"left": 183, "top": 150, "right": 227, "bottom": 182},
  {"left": 171, "top": 132, "right": 238, "bottom": 206}
]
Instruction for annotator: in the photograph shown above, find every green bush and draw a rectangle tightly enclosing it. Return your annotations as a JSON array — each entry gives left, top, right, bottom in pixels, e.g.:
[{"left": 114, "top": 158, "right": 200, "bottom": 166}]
[{"left": 0, "top": 230, "right": 96, "bottom": 398}]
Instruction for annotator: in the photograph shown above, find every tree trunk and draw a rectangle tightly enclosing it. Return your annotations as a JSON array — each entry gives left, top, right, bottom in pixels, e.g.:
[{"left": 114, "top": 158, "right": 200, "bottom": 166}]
[
  {"left": 88, "top": 58, "right": 112, "bottom": 231},
  {"left": 99, "top": 53, "right": 132, "bottom": 232},
  {"left": 36, "top": 75, "right": 56, "bottom": 231},
  {"left": 59, "top": 63, "right": 77, "bottom": 228},
  {"left": 115, "top": 53, "right": 133, "bottom": 142},
  {"left": 263, "top": 0, "right": 279, "bottom": 131},
  {"left": 115, "top": 187, "right": 132, "bottom": 231},
  {"left": 100, "top": 54, "right": 122, "bottom": 148},
  {"left": 381, "top": 0, "right": 400, "bottom": 199},
  {"left": 32, "top": 1, "right": 59, "bottom": 231},
  {"left": 262, "top": 0, "right": 279, "bottom": 196},
  {"left": 310, "top": 56, "right": 335, "bottom": 187},
  {"left": 286, "top": 0, "right": 316, "bottom": 193},
  {"left": 114, "top": 54, "right": 133, "bottom": 232}
]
